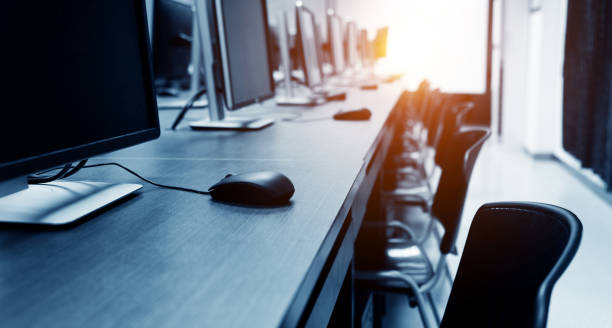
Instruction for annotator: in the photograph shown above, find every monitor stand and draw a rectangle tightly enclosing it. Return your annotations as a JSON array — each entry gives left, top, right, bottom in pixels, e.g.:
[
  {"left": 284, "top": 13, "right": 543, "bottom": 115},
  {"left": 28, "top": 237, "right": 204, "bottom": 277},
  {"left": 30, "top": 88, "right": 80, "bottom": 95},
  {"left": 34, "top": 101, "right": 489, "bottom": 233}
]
[
  {"left": 190, "top": 116, "right": 273, "bottom": 130},
  {"left": 0, "top": 177, "right": 141, "bottom": 226},
  {"left": 276, "top": 94, "right": 322, "bottom": 107}
]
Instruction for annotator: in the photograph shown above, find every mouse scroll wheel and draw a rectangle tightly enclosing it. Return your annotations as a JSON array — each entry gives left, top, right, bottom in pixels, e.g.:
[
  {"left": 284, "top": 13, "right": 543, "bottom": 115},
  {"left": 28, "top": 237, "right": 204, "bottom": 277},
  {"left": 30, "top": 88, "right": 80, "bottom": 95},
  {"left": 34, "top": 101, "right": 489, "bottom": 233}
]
[{"left": 224, "top": 173, "right": 234, "bottom": 178}]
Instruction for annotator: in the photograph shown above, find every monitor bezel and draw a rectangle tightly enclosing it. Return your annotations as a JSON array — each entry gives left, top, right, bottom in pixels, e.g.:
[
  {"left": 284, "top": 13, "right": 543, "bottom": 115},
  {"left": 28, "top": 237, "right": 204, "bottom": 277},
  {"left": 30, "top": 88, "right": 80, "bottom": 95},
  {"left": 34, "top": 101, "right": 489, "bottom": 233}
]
[
  {"left": 0, "top": 0, "right": 160, "bottom": 182},
  {"left": 326, "top": 11, "right": 345, "bottom": 76},
  {"left": 215, "top": 0, "right": 276, "bottom": 110},
  {"left": 296, "top": 4, "right": 323, "bottom": 88},
  {"left": 345, "top": 21, "right": 359, "bottom": 69}
]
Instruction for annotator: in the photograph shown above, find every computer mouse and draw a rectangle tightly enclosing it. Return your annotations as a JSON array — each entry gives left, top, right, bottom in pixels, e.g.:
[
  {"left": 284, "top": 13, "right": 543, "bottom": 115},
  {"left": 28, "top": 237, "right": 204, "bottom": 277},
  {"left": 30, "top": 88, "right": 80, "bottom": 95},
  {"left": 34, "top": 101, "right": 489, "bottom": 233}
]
[
  {"left": 325, "top": 91, "right": 347, "bottom": 101},
  {"left": 360, "top": 83, "right": 378, "bottom": 90},
  {"left": 208, "top": 171, "right": 295, "bottom": 205},
  {"left": 333, "top": 108, "right": 372, "bottom": 121}
]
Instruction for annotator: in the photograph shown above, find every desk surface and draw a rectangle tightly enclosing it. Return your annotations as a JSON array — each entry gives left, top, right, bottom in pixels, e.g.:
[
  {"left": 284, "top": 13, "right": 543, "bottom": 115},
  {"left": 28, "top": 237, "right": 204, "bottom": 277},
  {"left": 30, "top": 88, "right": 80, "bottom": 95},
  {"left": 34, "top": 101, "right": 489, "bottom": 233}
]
[{"left": 0, "top": 83, "right": 404, "bottom": 327}]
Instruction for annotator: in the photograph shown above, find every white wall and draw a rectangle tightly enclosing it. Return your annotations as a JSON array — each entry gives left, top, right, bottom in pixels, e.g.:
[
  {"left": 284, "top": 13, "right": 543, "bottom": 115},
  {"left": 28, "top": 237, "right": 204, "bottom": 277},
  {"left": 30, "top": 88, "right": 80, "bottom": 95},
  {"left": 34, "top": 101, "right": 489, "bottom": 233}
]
[
  {"left": 501, "top": 0, "right": 567, "bottom": 154},
  {"left": 500, "top": 0, "right": 528, "bottom": 146},
  {"left": 523, "top": 0, "right": 567, "bottom": 155}
]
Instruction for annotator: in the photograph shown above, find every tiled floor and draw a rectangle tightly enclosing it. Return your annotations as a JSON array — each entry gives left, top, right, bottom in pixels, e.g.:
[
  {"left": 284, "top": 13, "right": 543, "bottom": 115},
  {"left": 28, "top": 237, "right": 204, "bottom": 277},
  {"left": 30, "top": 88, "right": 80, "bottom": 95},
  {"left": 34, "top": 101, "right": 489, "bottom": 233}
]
[{"left": 382, "top": 141, "right": 612, "bottom": 327}]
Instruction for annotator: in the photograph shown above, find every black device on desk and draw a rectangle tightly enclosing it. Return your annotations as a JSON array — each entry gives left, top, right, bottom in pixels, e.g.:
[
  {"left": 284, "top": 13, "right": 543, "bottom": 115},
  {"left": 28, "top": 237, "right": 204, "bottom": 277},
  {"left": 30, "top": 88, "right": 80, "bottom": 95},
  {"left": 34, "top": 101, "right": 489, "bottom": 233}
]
[
  {"left": 209, "top": 172, "right": 295, "bottom": 205},
  {"left": 0, "top": 0, "right": 160, "bottom": 226},
  {"left": 333, "top": 108, "right": 372, "bottom": 121}
]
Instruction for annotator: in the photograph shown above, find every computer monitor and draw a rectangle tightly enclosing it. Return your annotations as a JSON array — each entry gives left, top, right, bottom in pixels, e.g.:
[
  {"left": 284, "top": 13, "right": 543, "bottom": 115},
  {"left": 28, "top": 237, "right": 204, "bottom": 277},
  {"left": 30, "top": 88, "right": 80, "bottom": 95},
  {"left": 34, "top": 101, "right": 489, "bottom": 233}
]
[
  {"left": 359, "top": 28, "right": 371, "bottom": 66},
  {"left": 314, "top": 23, "right": 327, "bottom": 77},
  {"left": 296, "top": 2, "right": 323, "bottom": 88},
  {"left": 275, "top": 10, "right": 320, "bottom": 106},
  {"left": 152, "top": 0, "right": 193, "bottom": 90},
  {"left": 0, "top": 0, "right": 160, "bottom": 226},
  {"left": 190, "top": 0, "right": 274, "bottom": 130},
  {"left": 327, "top": 10, "right": 345, "bottom": 75},
  {"left": 345, "top": 21, "right": 359, "bottom": 69}
]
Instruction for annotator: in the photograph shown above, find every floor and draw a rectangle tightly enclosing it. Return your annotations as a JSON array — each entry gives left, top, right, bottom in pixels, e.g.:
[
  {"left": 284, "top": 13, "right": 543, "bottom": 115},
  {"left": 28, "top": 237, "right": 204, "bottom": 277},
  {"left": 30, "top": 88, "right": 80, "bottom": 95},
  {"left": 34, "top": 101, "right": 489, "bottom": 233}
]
[{"left": 381, "top": 141, "right": 612, "bottom": 327}]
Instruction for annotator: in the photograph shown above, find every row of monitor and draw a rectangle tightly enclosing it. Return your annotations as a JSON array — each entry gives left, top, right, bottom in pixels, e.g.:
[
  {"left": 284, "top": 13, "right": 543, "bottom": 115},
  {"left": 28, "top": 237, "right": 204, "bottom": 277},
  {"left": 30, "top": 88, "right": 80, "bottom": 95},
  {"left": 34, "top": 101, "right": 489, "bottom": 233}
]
[
  {"left": 0, "top": 0, "right": 387, "bottom": 225},
  {"left": 185, "top": 0, "right": 388, "bottom": 129},
  {"left": 152, "top": 0, "right": 388, "bottom": 96}
]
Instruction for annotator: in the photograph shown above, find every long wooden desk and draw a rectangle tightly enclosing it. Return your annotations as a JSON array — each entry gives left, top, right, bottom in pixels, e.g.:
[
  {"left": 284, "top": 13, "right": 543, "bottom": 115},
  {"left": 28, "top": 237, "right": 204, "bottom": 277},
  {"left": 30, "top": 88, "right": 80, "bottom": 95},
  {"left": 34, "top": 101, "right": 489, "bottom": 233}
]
[{"left": 0, "top": 83, "right": 405, "bottom": 327}]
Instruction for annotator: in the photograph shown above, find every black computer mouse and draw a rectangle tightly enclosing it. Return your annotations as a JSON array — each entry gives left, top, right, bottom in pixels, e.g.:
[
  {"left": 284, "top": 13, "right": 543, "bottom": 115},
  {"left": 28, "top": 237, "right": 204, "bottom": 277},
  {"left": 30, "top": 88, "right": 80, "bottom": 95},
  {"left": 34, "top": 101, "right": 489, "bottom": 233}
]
[
  {"left": 333, "top": 108, "right": 372, "bottom": 121},
  {"left": 208, "top": 171, "right": 295, "bottom": 205}
]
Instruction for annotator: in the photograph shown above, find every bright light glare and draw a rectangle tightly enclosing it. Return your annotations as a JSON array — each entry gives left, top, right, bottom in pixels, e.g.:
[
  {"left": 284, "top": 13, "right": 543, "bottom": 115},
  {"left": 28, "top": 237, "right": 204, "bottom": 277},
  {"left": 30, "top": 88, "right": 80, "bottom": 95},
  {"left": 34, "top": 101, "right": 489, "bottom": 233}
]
[{"left": 338, "top": 0, "right": 489, "bottom": 93}]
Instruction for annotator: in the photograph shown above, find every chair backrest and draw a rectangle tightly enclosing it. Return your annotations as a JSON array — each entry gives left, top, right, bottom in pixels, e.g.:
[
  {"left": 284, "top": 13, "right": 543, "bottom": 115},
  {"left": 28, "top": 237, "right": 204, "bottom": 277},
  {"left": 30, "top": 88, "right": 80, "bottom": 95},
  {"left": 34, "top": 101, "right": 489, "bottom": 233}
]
[
  {"left": 432, "top": 128, "right": 490, "bottom": 254},
  {"left": 440, "top": 202, "right": 583, "bottom": 328},
  {"left": 394, "top": 90, "right": 411, "bottom": 114},
  {"left": 422, "top": 89, "right": 443, "bottom": 140},
  {"left": 425, "top": 96, "right": 450, "bottom": 147},
  {"left": 410, "top": 80, "right": 431, "bottom": 123},
  {"left": 433, "top": 101, "right": 475, "bottom": 167}
]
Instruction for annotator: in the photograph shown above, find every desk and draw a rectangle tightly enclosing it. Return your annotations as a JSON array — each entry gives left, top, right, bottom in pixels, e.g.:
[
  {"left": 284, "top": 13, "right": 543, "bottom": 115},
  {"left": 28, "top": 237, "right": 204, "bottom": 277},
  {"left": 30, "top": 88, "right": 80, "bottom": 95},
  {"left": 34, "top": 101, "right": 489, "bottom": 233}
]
[{"left": 0, "top": 83, "right": 405, "bottom": 327}]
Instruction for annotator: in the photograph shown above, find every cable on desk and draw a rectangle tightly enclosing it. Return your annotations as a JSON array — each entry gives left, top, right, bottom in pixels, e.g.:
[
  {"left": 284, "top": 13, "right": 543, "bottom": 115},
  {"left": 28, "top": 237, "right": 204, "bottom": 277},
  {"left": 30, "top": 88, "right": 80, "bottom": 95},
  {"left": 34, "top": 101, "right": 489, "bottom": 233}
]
[
  {"left": 83, "top": 162, "right": 210, "bottom": 195},
  {"left": 28, "top": 159, "right": 88, "bottom": 184},
  {"left": 28, "top": 164, "right": 72, "bottom": 184},
  {"left": 28, "top": 161, "right": 210, "bottom": 195},
  {"left": 62, "top": 159, "right": 88, "bottom": 178},
  {"left": 171, "top": 87, "right": 207, "bottom": 130}
]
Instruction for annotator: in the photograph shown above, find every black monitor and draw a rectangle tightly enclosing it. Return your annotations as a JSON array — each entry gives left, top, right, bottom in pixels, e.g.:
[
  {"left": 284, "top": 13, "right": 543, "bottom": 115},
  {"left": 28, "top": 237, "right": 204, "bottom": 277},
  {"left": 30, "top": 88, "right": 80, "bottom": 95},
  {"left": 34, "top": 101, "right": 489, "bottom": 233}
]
[
  {"left": 296, "top": 2, "right": 323, "bottom": 88},
  {"left": 190, "top": 0, "right": 274, "bottom": 130},
  {"left": 327, "top": 10, "right": 345, "bottom": 75},
  {"left": 152, "top": 0, "right": 193, "bottom": 90},
  {"left": 217, "top": 0, "right": 275, "bottom": 109},
  {"left": 0, "top": 0, "right": 160, "bottom": 226}
]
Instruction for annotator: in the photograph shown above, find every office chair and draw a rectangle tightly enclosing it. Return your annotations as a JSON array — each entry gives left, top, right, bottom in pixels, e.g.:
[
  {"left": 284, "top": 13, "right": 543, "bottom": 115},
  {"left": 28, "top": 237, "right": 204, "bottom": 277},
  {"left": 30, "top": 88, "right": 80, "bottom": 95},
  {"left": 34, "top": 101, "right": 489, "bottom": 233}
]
[
  {"left": 355, "top": 128, "right": 490, "bottom": 328},
  {"left": 440, "top": 202, "right": 582, "bottom": 328},
  {"left": 394, "top": 89, "right": 444, "bottom": 169},
  {"left": 399, "top": 80, "right": 432, "bottom": 148},
  {"left": 383, "top": 100, "right": 476, "bottom": 213}
]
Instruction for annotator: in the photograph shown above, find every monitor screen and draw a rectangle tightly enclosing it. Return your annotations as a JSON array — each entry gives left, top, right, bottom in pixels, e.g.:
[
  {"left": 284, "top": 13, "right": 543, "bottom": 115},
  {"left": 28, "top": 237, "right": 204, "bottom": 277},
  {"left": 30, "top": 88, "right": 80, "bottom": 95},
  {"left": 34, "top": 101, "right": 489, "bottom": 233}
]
[
  {"left": 216, "top": 0, "right": 275, "bottom": 109},
  {"left": 297, "top": 5, "right": 323, "bottom": 87},
  {"left": 346, "top": 22, "right": 359, "bottom": 68},
  {"left": 359, "top": 29, "right": 369, "bottom": 63},
  {"left": 0, "top": 0, "right": 160, "bottom": 181},
  {"left": 152, "top": 0, "right": 193, "bottom": 87},
  {"left": 328, "top": 14, "right": 345, "bottom": 74}
]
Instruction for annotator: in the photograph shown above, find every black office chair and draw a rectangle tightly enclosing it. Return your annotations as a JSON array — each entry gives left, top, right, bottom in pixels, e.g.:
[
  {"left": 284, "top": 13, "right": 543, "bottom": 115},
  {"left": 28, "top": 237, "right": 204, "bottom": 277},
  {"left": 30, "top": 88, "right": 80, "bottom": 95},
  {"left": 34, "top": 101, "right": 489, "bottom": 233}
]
[
  {"left": 440, "top": 202, "right": 583, "bottom": 328},
  {"left": 355, "top": 128, "right": 490, "bottom": 328},
  {"left": 383, "top": 100, "right": 476, "bottom": 214}
]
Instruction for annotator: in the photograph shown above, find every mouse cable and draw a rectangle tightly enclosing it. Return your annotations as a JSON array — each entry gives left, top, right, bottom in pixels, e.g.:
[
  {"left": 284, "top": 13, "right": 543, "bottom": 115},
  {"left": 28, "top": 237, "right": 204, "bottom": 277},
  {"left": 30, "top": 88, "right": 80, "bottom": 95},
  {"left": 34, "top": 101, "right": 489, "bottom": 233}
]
[
  {"left": 171, "top": 87, "right": 207, "bottom": 130},
  {"left": 29, "top": 161, "right": 210, "bottom": 195},
  {"left": 83, "top": 162, "right": 210, "bottom": 195}
]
